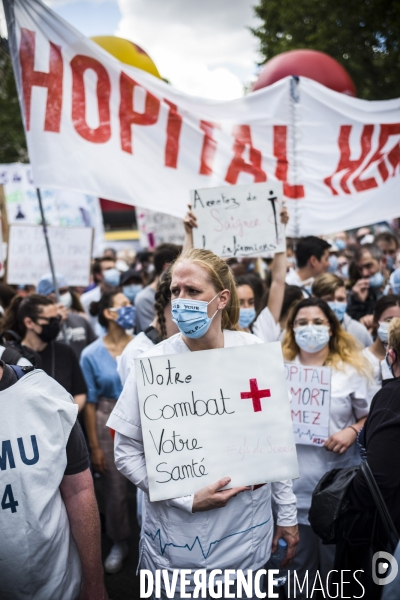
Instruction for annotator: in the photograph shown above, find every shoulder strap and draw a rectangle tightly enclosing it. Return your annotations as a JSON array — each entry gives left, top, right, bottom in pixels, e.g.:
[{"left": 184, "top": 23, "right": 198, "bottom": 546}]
[
  {"left": 361, "top": 461, "right": 399, "bottom": 552},
  {"left": 9, "top": 365, "right": 27, "bottom": 380},
  {"left": 144, "top": 326, "right": 161, "bottom": 345}
]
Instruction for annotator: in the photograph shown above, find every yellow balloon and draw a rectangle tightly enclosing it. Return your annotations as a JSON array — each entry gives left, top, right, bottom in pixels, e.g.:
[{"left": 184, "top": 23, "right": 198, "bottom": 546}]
[{"left": 91, "top": 35, "right": 161, "bottom": 79}]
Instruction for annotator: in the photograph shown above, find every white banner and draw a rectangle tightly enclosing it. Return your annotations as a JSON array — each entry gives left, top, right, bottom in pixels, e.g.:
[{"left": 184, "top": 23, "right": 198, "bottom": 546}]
[
  {"left": 136, "top": 343, "right": 298, "bottom": 502},
  {"left": 285, "top": 363, "right": 331, "bottom": 447},
  {"left": 7, "top": 224, "right": 93, "bottom": 286},
  {"left": 0, "top": 163, "right": 104, "bottom": 256},
  {"left": 192, "top": 182, "right": 285, "bottom": 257},
  {"left": 3, "top": 0, "right": 400, "bottom": 237}
]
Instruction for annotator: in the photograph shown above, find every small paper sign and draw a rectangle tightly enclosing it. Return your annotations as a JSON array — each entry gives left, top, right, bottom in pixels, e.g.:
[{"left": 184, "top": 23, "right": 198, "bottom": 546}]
[
  {"left": 136, "top": 342, "right": 299, "bottom": 502},
  {"left": 285, "top": 363, "right": 331, "bottom": 447},
  {"left": 191, "top": 182, "right": 285, "bottom": 258}
]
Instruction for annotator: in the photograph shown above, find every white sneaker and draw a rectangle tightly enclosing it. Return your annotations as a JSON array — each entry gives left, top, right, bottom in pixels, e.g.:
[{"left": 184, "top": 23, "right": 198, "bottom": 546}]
[{"left": 104, "top": 541, "right": 129, "bottom": 574}]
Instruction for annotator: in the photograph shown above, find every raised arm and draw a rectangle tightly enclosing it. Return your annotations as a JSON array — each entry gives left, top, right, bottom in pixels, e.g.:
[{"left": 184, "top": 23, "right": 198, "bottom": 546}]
[
  {"left": 267, "top": 204, "right": 289, "bottom": 323},
  {"left": 182, "top": 204, "right": 197, "bottom": 253}
]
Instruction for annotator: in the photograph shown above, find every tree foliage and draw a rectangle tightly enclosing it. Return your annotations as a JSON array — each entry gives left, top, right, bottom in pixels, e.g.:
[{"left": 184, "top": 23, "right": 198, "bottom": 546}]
[
  {"left": 0, "top": 38, "right": 28, "bottom": 163},
  {"left": 251, "top": 0, "right": 400, "bottom": 100}
]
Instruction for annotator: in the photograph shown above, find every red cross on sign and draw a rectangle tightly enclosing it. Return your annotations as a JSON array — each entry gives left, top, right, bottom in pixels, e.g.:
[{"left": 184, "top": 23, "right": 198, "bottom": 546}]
[{"left": 240, "top": 378, "right": 271, "bottom": 412}]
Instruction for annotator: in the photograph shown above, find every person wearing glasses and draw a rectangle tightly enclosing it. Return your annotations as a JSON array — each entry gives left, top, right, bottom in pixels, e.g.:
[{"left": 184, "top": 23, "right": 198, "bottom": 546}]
[
  {"left": 2, "top": 294, "right": 87, "bottom": 412},
  {"left": 281, "top": 297, "right": 372, "bottom": 599}
]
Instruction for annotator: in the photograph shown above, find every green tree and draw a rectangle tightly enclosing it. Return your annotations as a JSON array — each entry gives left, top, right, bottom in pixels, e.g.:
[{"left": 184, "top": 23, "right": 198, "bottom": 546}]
[
  {"left": 0, "top": 38, "right": 28, "bottom": 163},
  {"left": 251, "top": 0, "right": 400, "bottom": 100}
]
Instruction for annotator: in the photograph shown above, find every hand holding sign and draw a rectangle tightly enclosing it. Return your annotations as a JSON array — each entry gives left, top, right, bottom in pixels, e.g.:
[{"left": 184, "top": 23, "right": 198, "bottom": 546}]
[{"left": 193, "top": 477, "right": 251, "bottom": 513}]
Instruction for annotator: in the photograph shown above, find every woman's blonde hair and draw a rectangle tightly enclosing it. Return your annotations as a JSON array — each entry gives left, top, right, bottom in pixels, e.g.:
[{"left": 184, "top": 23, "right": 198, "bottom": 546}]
[
  {"left": 312, "top": 273, "right": 346, "bottom": 298},
  {"left": 388, "top": 317, "right": 400, "bottom": 355},
  {"left": 171, "top": 248, "right": 240, "bottom": 331},
  {"left": 282, "top": 297, "right": 372, "bottom": 377}
]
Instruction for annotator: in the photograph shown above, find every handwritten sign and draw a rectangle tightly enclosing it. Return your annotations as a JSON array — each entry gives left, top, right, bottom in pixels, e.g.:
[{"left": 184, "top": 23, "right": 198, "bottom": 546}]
[
  {"left": 191, "top": 182, "right": 285, "bottom": 258},
  {"left": 7, "top": 225, "right": 93, "bottom": 286},
  {"left": 136, "top": 208, "right": 185, "bottom": 249},
  {"left": 136, "top": 342, "right": 299, "bottom": 502},
  {"left": 285, "top": 363, "right": 331, "bottom": 447}
]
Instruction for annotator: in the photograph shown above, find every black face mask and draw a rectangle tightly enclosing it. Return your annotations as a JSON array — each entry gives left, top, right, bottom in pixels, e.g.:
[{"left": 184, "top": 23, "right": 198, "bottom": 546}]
[{"left": 37, "top": 317, "right": 61, "bottom": 343}]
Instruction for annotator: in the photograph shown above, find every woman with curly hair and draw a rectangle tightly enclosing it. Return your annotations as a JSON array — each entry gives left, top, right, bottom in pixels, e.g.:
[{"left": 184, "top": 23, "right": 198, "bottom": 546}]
[{"left": 281, "top": 296, "right": 373, "bottom": 598}]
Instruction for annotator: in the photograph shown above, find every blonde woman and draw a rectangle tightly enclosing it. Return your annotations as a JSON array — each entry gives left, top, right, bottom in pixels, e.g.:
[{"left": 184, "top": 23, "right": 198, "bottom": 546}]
[
  {"left": 282, "top": 297, "right": 372, "bottom": 599},
  {"left": 108, "top": 249, "right": 299, "bottom": 599}
]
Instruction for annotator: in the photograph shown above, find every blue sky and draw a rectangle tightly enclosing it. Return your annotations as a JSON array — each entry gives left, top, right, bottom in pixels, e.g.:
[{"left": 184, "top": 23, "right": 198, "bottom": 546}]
[{"left": 0, "top": 0, "right": 262, "bottom": 100}]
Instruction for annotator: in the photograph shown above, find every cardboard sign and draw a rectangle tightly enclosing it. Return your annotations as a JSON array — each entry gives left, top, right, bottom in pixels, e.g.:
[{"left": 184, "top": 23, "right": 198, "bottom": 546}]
[
  {"left": 7, "top": 224, "right": 93, "bottom": 286},
  {"left": 135, "top": 342, "right": 299, "bottom": 502},
  {"left": 137, "top": 208, "right": 185, "bottom": 249},
  {"left": 285, "top": 363, "right": 331, "bottom": 447},
  {"left": 191, "top": 182, "right": 285, "bottom": 258}
]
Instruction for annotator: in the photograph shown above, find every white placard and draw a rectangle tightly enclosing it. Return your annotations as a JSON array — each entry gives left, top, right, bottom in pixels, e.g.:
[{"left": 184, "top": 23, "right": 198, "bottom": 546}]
[
  {"left": 136, "top": 342, "right": 299, "bottom": 502},
  {"left": 7, "top": 225, "right": 93, "bottom": 286},
  {"left": 191, "top": 182, "right": 285, "bottom": 258},
  {"left": 285, "top": 363, "right": 331, "bottom": 447},
  {"left": 137, "top": 208, "right": 185, "bottom": 249}
]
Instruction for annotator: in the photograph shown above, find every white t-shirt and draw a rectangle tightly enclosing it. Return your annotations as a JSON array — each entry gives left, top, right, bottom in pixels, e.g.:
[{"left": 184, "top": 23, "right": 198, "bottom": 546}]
[
  {"left": 117, "top": 331, "right": 155, "bottom": 386},
  {"left": 108, "top": 330, "right": 297, "bottom": 590},
  {"left": 252, "top": 306, "right": 281, "bottom": 343},
  {"left": 290, "top": 355, "right": 370, "bottom": 525},
  {"left": 285, "top": 269, "right": 313, "bottom": 297},
  {"left": 363, "top": 347, "right": 393, "bottom": 399}
]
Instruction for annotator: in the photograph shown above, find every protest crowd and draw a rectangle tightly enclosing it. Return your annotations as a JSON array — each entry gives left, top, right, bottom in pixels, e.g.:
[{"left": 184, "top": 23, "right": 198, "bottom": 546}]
[
  {"left": 1, "top": 203, "right": 400, "bottom": 599},
  {"left": 1, "top": 1, "right": 400, "bottom": 599}
]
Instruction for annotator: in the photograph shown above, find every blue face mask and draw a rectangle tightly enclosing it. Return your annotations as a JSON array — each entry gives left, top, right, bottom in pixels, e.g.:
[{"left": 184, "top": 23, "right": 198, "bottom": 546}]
[
  {"left": 123, "top": 284, "right": 142, "bottom": 304},
  {"left": 239, "top": 307, "right": 256, "bottom": 329},
  {"left": 390, "top": 269, "right": 400, "bottom": 295},
  {"left": 327, "top": 255, "right": 338, "bottom": 274},
  {"left": 103, "top": 268, "right": 120, "bottom": 287},
  {"left": 369, "top": 271, "right": 384, "bottom": 288},
  {"left": 334, "top": 239, "right": 346, "bottom": 251},
  {"left": 385, "top": 255, "right": 395, "bottom": 272},
  {"left": 328, "top": 301, "right": 347, "bottom": 323},
  {"left": 171, "top": 294, "right": 219, "bottom": 339},
  {"left": 295, "top": 325, "right": 330, "bottom": 353},
  {"left": 111, "top": 305, "right": 136, "bottom": 330},
  {"left": 339, "top": 264, "right": 349, "bottom": 279}
]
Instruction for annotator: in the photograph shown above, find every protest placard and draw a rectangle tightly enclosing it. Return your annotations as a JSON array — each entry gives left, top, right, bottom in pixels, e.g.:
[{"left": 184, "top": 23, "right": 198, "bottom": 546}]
[
  {"left": 191, "top": 182, "right": 285, "bottom": 258},
  {"left": 7, "top": 224, "right": 93, "bottom": 286},
  {"left": 137, "top": 208, "right": 185, "bottom": 249},
  {"left": 136, "top": 342, "right": 298, "bottom": 502},
  {"left": 285, "top": 363, "right": 331, "bottom": 447},
  {"left": 0, "top": 163, "right": 104, "bottom": 256}
]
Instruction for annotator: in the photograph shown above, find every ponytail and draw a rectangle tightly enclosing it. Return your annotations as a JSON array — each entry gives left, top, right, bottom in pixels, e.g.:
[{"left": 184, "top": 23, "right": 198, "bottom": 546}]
[{"left": 154, "top": 268, "right": 172, "bottom": 340}]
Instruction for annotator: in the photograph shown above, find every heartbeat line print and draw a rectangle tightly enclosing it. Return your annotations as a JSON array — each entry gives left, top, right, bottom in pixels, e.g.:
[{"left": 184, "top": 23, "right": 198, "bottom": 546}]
[{"left": 145, "top": 517, "right": 271, "bottom": 560}]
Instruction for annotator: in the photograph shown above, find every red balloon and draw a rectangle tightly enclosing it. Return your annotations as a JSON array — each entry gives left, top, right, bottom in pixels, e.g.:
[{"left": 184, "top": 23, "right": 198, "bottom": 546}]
[{"left": 253, "top": 49, "right": 356, "bottom": 96}]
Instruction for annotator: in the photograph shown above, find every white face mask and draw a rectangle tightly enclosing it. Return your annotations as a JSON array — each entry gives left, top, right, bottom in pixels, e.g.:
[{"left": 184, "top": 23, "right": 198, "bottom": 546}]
[
  {"left": 377, "top": 321, "right": 389, "bottom": 343},
  {"left": 59, "top": 291, "right": 72, "bottom": 309},
  {"left": 295, "top": 324, "right": 330, "bottom": 353}
]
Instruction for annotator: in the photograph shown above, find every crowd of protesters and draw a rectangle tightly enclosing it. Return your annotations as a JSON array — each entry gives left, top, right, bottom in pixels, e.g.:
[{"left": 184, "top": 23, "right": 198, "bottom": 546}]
[{"left": 1, "top": 215, "right": 400, "bottom": 600}]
